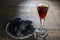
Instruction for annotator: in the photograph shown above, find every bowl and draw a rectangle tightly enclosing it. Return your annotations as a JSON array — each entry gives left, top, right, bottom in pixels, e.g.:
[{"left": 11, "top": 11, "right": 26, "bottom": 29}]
[{"left": 6, "top": 20, "right": 35, "bottom": 39}]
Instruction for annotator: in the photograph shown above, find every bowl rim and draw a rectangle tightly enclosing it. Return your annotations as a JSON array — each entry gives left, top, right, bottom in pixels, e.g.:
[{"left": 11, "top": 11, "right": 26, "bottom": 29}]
[{"left": 6, "top": 22, "right": 33, "bottom": 39}]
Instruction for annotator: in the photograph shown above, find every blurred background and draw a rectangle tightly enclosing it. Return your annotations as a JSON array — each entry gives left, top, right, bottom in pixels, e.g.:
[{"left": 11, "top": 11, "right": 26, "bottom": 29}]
[{"left": 0, "top": 0, "right": 60, "bottom": 40}]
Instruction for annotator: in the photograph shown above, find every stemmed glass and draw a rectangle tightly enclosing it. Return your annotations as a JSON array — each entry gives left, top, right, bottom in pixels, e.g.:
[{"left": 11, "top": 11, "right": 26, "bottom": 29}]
[{"left": 36, "top": 2, "right": 49, "bottom": 40}]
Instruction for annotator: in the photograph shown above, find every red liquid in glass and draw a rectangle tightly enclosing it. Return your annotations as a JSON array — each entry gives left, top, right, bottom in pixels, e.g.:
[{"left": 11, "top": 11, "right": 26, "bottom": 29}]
[{"left": 37, "top": 6, "right": 48, "bottom": 19}]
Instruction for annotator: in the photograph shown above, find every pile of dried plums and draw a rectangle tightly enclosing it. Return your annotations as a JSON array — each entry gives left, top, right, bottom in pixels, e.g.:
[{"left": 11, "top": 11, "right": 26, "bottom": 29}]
[{"left": 7, "top": 18, "right": 34, "bottom": 37}]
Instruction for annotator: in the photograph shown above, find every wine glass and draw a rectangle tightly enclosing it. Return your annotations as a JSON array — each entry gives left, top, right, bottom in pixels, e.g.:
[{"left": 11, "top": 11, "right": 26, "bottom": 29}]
[{"left": 35, "top": 2, "right": 49, "bottom": 40}]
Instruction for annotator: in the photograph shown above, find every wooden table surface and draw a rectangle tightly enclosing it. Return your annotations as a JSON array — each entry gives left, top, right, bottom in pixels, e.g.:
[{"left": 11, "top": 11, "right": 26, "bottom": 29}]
[{"left": 0, "top": 0, "right": 60, "bottom": 40}]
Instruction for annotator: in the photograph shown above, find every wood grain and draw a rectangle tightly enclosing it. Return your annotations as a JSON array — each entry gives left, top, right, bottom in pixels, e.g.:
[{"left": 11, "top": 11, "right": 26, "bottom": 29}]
[{"left": 0, "top": 0, "right": 60, "bottom": 40}]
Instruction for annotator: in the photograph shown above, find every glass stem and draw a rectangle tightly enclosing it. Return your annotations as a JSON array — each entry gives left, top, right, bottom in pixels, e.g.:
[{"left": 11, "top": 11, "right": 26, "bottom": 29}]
[{"left": 40, "top": 19, "right": 45, "bottom": 29}]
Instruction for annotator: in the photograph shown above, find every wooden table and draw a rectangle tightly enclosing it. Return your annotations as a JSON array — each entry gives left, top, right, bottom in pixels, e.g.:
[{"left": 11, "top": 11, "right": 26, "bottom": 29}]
[{"left": 0, "top": 0, "right": 60, "bottom": 40}]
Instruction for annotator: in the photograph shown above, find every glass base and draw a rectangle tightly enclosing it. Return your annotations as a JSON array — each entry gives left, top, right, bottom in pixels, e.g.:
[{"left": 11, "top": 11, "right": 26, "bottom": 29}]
[{"left": 35, "top": 28, "right": 48, "bottom": 38}]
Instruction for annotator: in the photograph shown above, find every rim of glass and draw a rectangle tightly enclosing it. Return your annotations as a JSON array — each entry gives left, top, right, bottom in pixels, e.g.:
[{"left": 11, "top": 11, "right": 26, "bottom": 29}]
[
  {"left": 36, "top": 2, "right": 49, "bottom": 8},
  {"left": 6, "top": 22, "right": 33, "bottom": 39}
]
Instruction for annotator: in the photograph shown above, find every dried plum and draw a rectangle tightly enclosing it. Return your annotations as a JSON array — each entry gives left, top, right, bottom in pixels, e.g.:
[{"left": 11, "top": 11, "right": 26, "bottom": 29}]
[{"left": 6, "top": 18, "right": 34, "bottom": 37}]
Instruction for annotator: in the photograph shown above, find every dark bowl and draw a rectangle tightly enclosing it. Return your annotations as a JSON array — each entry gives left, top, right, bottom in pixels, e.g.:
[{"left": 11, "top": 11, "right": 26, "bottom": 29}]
[{"left": 6, "top": 22, "right": 35, "bottom": 39}]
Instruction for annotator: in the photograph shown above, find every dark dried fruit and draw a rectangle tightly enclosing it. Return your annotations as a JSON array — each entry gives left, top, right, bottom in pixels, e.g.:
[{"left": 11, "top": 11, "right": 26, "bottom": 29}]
[{"left": 7, "top": 18, "right": 34, "bottom": 37}]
